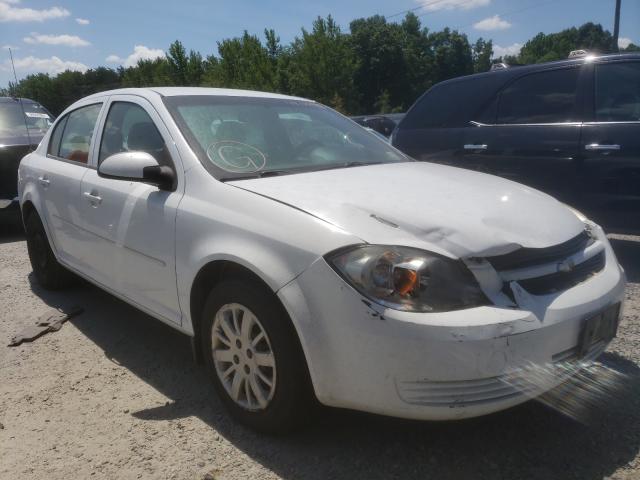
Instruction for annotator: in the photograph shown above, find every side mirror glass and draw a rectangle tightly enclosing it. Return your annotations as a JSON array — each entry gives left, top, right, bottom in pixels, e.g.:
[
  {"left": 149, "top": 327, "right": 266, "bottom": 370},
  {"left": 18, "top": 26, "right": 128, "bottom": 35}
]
[{"left": 98, "top": 151, "right": 175, "bottom": 191}]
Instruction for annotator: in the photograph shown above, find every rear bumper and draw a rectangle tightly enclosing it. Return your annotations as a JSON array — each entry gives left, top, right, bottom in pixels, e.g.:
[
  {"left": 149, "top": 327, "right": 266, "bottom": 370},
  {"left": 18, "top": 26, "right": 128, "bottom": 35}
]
[{"left": 278, "top": 237, "right": 626, "bottom": 421}]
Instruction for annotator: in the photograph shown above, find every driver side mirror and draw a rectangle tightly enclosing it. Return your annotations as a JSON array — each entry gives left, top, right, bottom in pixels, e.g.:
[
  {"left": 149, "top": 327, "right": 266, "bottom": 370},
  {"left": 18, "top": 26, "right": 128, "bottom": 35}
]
[{"left": 98, "top": 151, "right": 175, "bottom": 191}]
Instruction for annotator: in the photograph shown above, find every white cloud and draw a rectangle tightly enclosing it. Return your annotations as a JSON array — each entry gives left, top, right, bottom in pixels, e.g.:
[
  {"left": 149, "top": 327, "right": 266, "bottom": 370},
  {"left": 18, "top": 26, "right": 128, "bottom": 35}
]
[
  {"left": 0, "top": 1, "right": 70, "bottom": 22},
  {"left": 106, "top": 45, "right": 165, "bottom": 67},
  {"left": 618, "top": 37, "right": 633, "bottom": 49},
  {"left": 24, "top": 33, "right": 90, "bottom": 47},
  {"left": 493, "top": 42, "right": 522, "bottom": 58},
  {"left": 2, "top": 44, "right": 19, "bottom": 50},
  {"left": 2, "top": 55, "right": 88, "bottom": 74},
  {"left": 75, "top": 17, "right": 89, "bottom": 25},
  {"left": 474, "top": 14, "right": 511, "bottom": 31},
  {"left": 417, "top": 0, "right": 490, "bottom": 12}
]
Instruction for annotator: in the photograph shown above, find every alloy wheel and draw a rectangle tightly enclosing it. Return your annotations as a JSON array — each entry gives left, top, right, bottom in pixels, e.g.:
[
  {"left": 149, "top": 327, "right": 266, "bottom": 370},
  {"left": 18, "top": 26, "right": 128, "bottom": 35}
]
[{"left": 211, "top": 303, "right": 276, "bottom": 411}]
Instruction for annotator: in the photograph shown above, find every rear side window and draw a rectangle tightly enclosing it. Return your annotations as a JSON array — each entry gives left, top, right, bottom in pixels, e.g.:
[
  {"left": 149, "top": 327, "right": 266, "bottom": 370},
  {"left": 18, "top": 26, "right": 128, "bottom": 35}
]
[
  {"left": 99, "top": 102, "right": 172, "bottom": 167},
  {"left": 595, "top": 62, "right": 640, "bottom": 122},
  {"left": 401, "top": 75, "right": 501, "bottom": 129},
  {"left": 51, "top": 103, "right": 102, "bottom": 164},
  {"left": 497, "top": 68, "right": 580, "bottom": 124}
]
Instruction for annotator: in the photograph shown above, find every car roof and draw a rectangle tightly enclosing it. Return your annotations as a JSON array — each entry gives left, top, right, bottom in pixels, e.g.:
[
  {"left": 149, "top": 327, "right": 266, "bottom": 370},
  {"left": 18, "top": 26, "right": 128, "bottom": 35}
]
[
  {"left": 437, "top": 52, "right": 640, "bottom": 87},
  {"left": 0, "top": 96, "right": 41, "bottom": 104},
  {"left": 79, "top": 87, "right": 313, "bottom": 103}
]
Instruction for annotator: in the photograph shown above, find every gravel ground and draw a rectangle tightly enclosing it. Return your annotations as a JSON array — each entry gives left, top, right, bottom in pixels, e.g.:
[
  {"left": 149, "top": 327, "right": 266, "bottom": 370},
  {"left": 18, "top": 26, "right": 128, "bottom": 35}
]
[{"left": 1, "top": 228, "right": 639, "bottom": 480}]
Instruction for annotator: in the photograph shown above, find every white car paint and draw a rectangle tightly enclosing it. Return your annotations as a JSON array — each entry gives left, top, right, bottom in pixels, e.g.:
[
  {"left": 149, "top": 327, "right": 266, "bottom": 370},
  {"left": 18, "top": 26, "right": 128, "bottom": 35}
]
[{"left": 18, "top": 87, "right": 626, "bottom": 421}]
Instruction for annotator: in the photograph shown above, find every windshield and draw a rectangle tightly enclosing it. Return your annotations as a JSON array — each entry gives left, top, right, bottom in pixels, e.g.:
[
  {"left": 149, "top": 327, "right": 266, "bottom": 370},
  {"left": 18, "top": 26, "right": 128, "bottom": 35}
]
[
  {"left": 163, "top": 95, "right": 410, "bottom": 180},
  {"left": 0, "top": 100, "right": 53, "bottom": 140}
]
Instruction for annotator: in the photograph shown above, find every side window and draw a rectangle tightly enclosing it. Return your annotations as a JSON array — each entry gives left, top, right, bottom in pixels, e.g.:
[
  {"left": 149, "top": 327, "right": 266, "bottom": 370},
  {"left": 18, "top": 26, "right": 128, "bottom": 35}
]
[
  {"left": 47, "top": 116, "right": 67, "bottom": 156},
  {"left": 57, "top": 103, "right": 102, "bottom": 164},
  {"left": 595, "top": 62, "right": 640, "bottom": 122},
  {"left": 99, "top": 102, "right": 172, "bottom": 167},
  {"left": 402, "top": 75, "right": 500, "bottom": 129},
  {"left": 497, "top": 68, "right": 580, "bottom": 124}
]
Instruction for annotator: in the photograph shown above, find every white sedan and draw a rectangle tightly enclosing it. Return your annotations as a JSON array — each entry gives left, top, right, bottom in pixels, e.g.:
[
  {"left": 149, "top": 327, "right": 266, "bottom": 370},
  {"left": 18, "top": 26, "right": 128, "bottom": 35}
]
[{"left": 18, "top": 88, "right": 626, "bottom": 432}]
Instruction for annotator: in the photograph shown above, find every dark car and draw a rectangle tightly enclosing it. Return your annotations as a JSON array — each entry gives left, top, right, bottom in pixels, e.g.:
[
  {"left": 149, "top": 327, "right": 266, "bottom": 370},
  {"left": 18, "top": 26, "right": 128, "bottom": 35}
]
[
  {"left": 351, "top": 113, "right": 404, "bottom": 137},
  {"left": 391, "top": 53, "right": 640, "bottom": 230},
  {"left": 0, "top": 97, "right": 53, "bottom": 220}
]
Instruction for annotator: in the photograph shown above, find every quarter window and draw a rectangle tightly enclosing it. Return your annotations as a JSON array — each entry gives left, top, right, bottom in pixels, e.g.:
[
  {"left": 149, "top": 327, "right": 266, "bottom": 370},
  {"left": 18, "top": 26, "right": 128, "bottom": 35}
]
[
  {"left": 497, "top": 68, "right": 580, "bottom": 124},
  {"left": 595, "top": 62, "right": 640, "bottom": 122},
  {"left": 99, "top": 102, "right": 172, "bottom": 167}
]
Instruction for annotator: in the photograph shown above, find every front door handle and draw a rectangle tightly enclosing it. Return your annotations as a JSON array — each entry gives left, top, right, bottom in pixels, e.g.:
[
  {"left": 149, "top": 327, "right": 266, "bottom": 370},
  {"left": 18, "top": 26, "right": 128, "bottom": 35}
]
[
  {"left": 38, "top": 176, "right": 50, "bottom": 187},
  {"left": 83, "top": 191, "right": 102, "bottom": 205},
  {"left": 464, "top": 144, "right": 488, "bottom": 151},
  {"left": 585, "top": 143, "right": 621, "bottom": 151}
]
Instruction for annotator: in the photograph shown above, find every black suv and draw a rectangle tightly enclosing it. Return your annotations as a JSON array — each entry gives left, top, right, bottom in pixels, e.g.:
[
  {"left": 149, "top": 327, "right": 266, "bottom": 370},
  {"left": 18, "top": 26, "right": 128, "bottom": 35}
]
[
  {"left": 392, "top": 53, "right": 640, "bottom": 230},
  {"left": 0, "top": 97, "right": 53, "bottom": 222}
]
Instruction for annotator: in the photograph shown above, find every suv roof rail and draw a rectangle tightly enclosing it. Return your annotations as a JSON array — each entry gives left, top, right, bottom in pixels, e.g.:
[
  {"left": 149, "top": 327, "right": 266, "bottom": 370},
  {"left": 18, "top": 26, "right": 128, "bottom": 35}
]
[
  {"left": 490, "top": 62, "right": 509, "bottom": 71},
  {"left": 568, "top": 49, "right": 588, "bottom": 58}
]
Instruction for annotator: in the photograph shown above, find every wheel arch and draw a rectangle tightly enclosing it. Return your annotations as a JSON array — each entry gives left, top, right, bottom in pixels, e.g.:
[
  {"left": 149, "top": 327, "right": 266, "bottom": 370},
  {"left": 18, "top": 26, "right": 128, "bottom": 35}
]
[{"left": 188, "top": 259, "right": 312, "bottom": 388}]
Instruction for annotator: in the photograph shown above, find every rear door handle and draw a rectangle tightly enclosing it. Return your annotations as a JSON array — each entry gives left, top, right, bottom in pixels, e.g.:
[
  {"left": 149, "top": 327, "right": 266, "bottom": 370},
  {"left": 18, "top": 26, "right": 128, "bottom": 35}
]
[
  {"left": 83, "top": 191, "right": 102, "bottom": 205},
  {"left": 38, "top": 176, "right": 50, "bottom": 187},
  {"left": 585, "top": 143, "right": 621, "bottom": 151},
  {"left": 464, "top": 144, "right": 488, "bottom": 151}
]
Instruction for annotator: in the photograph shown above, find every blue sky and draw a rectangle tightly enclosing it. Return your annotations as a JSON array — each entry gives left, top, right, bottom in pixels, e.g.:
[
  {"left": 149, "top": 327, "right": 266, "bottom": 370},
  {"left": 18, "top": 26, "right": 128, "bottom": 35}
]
[{"left": 1, "top": 0, "right": 638, "bottom": 87}]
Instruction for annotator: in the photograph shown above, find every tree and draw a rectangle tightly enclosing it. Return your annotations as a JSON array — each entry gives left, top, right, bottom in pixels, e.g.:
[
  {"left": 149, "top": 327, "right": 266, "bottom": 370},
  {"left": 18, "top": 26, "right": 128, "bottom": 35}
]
[
  {"left": 428, "top": 28, "right": 474, "bottom": 81},
  {"left": 349, "top": 15, "right": 406, "bottom": 114},
  {"left": 213, "top": 31, "right": 278, "bottom": 91},
  {"left": 166, "top": 40, "right": 204, "bottom": 85},
  {"left": 472, "top": 38, "right": 493, "bottom": 73},
  {"left": 517, "top": 22, "right": 614, "bottom": 64},
  {"left": 286, "top": 16, "right": 358, "bottom": 112}
]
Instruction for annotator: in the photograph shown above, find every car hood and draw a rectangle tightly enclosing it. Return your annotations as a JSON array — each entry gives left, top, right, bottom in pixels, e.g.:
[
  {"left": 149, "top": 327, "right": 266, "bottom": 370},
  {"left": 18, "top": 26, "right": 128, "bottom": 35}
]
[{"left": 228, "top": 162, "right": 585, "bottom": 259}]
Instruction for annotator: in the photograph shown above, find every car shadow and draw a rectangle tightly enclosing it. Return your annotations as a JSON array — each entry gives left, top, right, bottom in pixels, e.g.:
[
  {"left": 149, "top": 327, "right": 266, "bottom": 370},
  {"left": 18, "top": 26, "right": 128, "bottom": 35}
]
[
  {"left": 27, "top": 272, "right": 640, "bottom": 480},
  {"left": 608, "top": 237, "right": 640, "bottom": 283}
]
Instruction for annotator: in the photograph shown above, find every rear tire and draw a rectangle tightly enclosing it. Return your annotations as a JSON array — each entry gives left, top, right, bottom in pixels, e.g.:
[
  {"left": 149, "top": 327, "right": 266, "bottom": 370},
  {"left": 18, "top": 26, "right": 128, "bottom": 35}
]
[
  {"left": 201, "top": 279, "right": 313, "bottom": 433},
  {"left": 24, "top": 211, "right": 75, "bottom": 290}
]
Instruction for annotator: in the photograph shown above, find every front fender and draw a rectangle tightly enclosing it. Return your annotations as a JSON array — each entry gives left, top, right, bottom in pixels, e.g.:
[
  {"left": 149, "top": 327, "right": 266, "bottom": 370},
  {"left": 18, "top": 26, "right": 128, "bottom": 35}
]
[{"left": 175, "top": 180, "right": 361, "bottom": 334}]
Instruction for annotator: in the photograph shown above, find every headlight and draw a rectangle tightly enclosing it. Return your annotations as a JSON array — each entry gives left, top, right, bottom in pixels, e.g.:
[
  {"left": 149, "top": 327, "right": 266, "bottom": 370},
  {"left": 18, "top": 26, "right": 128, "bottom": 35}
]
[{"left": 326, "top": 245, "right": 489, "bottom": 313}]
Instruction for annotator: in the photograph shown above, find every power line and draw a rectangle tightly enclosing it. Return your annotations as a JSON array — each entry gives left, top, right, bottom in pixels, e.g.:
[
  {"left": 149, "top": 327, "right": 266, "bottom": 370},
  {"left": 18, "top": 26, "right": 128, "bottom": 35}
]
[{"left": 386, "top": 0, "right": 475, "bottom": 20}]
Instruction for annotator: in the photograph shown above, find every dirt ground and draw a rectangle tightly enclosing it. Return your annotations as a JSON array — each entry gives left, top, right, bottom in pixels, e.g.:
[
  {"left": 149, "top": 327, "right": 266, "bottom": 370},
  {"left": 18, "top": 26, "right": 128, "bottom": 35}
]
[{"left": 1, "top": 226, "right": 639, "bottom": 480}]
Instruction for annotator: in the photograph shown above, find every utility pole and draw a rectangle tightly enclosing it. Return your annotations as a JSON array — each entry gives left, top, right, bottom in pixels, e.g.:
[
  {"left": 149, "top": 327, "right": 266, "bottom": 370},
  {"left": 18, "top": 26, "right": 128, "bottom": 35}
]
[{"left": 613, "top": 0, "right": 621, "bottom": 52}]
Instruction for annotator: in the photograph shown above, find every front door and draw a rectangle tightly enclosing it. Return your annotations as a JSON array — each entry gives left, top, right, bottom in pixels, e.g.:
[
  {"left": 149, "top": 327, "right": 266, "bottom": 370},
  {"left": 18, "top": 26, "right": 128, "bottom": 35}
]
[
  {"left": 579, "top": 60, "right": 640, "bottom": 229},
  {"left": 79, "top": 96, "right": 184, "bottom": 325}
]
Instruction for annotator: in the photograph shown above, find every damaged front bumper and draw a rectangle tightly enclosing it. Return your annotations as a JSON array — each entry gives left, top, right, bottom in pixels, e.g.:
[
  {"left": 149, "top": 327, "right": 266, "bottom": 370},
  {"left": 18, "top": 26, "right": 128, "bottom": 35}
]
[{"left": 277, "top": 233, "right": 626, "bottom": 421}]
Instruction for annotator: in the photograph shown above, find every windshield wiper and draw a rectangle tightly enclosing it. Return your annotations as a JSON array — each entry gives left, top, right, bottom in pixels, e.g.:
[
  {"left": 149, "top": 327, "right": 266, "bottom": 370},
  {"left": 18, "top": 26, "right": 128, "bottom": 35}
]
[{"left": 220, "top": 169, "right": 291, "bottom": 182}]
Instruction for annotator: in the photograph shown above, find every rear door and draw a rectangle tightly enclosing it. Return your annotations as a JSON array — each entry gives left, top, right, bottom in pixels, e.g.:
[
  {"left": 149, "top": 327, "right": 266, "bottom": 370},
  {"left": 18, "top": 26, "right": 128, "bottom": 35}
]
[
  {"left": 462, "top": 66, "right": 586, "bottom": 204},
  {"left": 78, "top": 95, "right": 183, "bottom": 325},
  {"left": 38, "top": 102, "right": 103, "bottom": 268},
  {"left": 579, "top": 60, "right": 640, "bottom": 229},
  {"left": 392, "top": 75, "right": 501, "bottom": 165}
]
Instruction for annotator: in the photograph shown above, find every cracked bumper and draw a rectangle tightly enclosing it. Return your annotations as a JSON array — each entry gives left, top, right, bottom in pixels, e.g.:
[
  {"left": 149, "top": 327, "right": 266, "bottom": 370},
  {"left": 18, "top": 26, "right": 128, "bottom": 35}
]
[{"left": 277, "top": 241, "right": 626, "bottom": 421}]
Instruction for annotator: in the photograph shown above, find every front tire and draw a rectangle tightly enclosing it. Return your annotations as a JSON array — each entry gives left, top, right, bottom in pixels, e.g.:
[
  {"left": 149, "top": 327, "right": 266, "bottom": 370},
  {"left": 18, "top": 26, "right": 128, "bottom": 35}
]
[
  {"left": 24, "top": 211, "right": 75, "bottom": 290},
  {"left": 201, "top": 279, "right": 312, "bottom": 433}
]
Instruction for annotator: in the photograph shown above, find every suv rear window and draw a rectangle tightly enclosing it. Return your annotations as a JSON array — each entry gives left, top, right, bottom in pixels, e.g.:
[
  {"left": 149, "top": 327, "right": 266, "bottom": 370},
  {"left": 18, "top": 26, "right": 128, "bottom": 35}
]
[{"left": 496, "top": 68, "right": 580, "bottom": 124}]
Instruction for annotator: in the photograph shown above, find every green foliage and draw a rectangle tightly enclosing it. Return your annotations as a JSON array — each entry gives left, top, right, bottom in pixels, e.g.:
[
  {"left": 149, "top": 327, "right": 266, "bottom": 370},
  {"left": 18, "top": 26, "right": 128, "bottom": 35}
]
[
  {"left": 5, "top": 20, "right": 632, "bottom": 116},
  {"left": 507, "top": 22, "right": 614, "bottom": 64},
  {"left": 212, "top": 31, "right": 278, "bottom": 91},
  {"left": 286, "top": 16, "right": 358, "bottom": 112}
]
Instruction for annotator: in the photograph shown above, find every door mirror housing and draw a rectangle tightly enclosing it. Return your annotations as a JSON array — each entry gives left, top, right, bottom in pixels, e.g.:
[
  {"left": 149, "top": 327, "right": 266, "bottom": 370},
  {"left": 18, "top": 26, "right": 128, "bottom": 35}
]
[{"left": 98, "top": 151, "right": 175, "bottom": 191}]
